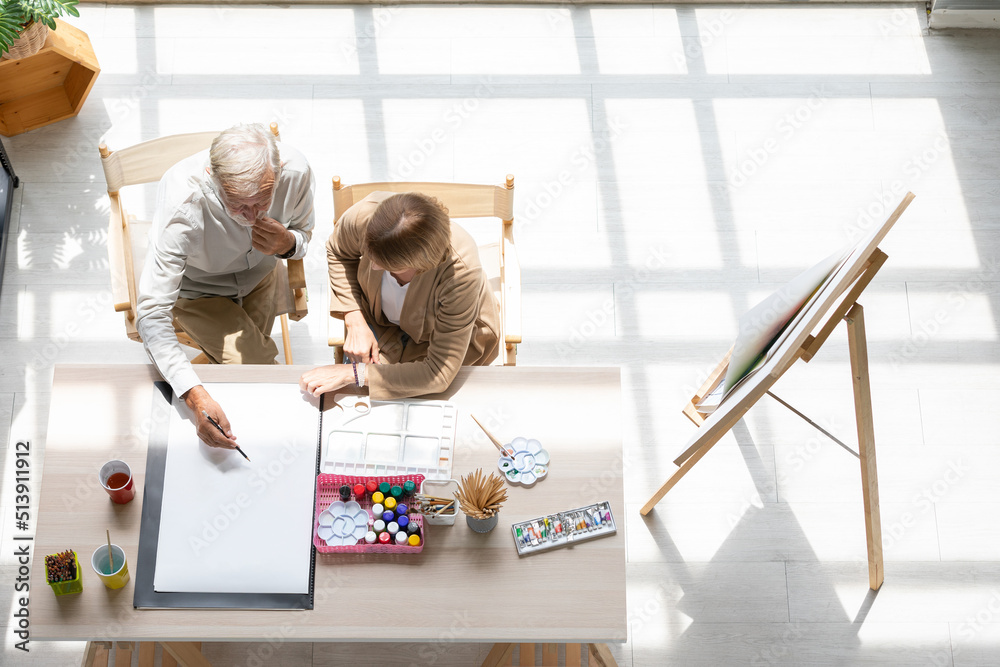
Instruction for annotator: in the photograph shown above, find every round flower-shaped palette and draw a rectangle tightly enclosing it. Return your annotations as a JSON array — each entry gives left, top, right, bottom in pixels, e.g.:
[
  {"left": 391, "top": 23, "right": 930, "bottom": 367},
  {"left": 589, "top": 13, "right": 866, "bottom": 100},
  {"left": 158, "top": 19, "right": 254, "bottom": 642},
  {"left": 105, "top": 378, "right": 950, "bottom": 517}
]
[
  {"left": 497, "top": 437, "right": 550, "bottom": 486},
  {"left": 316, "top": 500, "right": 369, "bottom": 546}
]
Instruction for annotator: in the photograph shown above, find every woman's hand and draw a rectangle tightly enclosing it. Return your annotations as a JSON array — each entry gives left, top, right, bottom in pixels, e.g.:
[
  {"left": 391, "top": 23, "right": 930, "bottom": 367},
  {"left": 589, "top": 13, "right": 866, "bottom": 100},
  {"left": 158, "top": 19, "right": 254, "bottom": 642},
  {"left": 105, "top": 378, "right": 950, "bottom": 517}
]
[
  {"left": 300, "top": 365, "right": 356, "bottom": 397},
  {"left": 343, "top": 310, "right": 380, "bottom": 363}
]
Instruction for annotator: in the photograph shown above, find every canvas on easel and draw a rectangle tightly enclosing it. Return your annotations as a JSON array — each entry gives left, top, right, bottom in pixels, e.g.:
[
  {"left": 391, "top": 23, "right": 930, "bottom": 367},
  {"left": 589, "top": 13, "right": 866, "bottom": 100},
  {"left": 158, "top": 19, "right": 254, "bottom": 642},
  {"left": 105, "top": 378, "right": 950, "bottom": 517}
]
[{"left": 641, "top": 193, "right": 915, "bottom": 591}]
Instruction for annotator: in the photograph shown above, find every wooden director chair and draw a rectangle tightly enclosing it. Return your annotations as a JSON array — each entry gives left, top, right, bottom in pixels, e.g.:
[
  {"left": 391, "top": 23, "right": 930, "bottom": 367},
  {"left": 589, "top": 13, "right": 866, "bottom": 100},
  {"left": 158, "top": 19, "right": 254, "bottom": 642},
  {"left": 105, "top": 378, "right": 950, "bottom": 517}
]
[
  {"left": 100, "top": 122, "right": 307, "bottom": 365},
  {"left": 328, "top": 176, "right": 521, "bottom": 366}
]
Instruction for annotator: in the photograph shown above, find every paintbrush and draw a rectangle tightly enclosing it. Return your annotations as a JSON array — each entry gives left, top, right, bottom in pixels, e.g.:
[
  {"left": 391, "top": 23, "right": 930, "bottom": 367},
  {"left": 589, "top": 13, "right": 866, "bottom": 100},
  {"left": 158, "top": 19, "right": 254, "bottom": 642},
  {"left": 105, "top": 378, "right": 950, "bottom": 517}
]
[
  {"left": 106, "top": 529, "right": 114, "bottom": 574},
  {"left": 470, "top": 415, "right": 513, "bottom": 456}
]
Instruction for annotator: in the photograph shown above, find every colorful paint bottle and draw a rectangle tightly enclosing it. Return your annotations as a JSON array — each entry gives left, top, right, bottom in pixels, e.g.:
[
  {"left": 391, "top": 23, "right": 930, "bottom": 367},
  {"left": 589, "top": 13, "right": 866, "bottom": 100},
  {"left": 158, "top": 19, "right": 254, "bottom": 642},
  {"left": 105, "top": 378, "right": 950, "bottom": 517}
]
[
  {"left": 373, "top": 520, "right": 386, "bottom": 533},
  {"left": 395, "top": 503, "right": 408, "bottom": 516},
  {"left": 365, "top": 531, "right": 377, "bottom": 544},
  {"left": 382, "top": 511, "right": 394, "bottom": 523},
  {"left": 372, "top": 491, "right": 385, "bottom": 505},
  {"left": 407, "top": 522, "right": 421, "bottom": 536},
  {"left": 372, "top": 503, "right": 384, "bottom": 517},
  {"left": 387, "top": 521, "right": 399, "bottom": 534},
  {"left": 403, "top": 480, "right": 416, "bottom": 496},
  {"left": 378, "top": 532, "right": 391, "bottom": 544},
  {"left": 395, "top": 531, "right": 408, "bottom": 545},
  {"left": 339, "top": 485, "right": 351, "bottom": 501},
  {"left": 407, "top": 534, "right": 421, "bottom": 546},
  {"left": 384, "top": 497, "right": 398, "bottom": 511},
  {"left": 366, "top": 480, "right": 378, "bottom": 495},
  {"left": 397, "top": 515, "right": 409, "bottom": 529},
  {"left": 390, "top": 485, "right": 403, "bottom": 499},
  {"left": 378, "top": 482, "right": 391, "bottom": 495},
  {"left": 353, "top": 483, "right": 366, "bottom": 499}
]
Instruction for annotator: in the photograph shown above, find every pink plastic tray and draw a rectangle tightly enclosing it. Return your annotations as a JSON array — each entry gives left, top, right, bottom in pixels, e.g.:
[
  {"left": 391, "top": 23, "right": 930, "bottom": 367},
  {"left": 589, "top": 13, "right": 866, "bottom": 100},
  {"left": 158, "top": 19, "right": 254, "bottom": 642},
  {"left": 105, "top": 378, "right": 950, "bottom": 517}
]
[{"left": 314, "top": 473, "right": 425, "bottom": 554}]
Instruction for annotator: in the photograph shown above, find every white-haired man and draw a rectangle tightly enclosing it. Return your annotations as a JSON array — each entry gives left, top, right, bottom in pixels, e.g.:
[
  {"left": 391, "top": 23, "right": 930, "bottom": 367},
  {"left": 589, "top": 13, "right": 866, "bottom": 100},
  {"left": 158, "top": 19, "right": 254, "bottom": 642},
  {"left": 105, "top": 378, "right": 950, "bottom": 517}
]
[{"left": 136, "top": 123, "right": 315, "bottom": 450}]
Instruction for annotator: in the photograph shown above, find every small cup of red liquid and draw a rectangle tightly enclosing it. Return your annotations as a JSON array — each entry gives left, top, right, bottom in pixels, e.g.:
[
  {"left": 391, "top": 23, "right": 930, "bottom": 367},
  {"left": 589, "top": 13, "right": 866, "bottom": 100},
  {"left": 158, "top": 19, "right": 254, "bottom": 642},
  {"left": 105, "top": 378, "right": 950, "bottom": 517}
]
[{"left": 99, "top": 460, "right": 135, "bottom": 504}]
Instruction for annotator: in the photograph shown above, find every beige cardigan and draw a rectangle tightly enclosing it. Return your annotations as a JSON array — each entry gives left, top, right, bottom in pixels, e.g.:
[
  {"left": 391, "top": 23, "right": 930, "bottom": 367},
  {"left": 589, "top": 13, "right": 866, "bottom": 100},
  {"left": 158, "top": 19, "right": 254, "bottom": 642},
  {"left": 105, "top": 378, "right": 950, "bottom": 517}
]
[{"left": 327, "top": 192, "right": 501, "bottom": 399}]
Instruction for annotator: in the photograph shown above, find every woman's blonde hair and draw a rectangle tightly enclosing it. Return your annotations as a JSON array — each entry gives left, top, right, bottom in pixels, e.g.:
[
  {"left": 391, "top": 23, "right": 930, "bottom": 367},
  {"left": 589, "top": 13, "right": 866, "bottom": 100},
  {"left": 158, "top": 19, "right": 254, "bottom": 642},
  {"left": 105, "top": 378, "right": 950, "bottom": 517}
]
[{"left": 364, "top": 193, "right": 451, "bottom": 272}]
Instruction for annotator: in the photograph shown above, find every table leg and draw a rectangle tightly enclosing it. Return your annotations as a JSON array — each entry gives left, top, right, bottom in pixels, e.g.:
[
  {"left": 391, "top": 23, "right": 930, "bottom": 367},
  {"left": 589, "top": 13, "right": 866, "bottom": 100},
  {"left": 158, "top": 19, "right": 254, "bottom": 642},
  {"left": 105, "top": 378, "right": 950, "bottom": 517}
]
[
  {"left": 162, "top": 642, "right": 213, "bottom": 667},
  {"left": 565, "top": 644, "right": 581, "bottom": 666},
  {"left": 519, "top": 643, "right": 535, "bottom": 665},
  {"left": 587, "top": 643, "right": 618, "bottom": 667},
  {"left": 482, "top": 643, "right": 515, "bottom": 667}
]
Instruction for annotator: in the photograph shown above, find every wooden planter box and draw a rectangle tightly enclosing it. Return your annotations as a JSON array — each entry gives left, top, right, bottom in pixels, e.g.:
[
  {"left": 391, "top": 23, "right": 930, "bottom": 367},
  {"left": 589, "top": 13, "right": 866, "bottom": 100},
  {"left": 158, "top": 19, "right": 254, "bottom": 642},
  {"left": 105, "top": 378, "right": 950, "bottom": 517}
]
[{"left": 0, "top": 20, "right": 100, "bottom": 137}]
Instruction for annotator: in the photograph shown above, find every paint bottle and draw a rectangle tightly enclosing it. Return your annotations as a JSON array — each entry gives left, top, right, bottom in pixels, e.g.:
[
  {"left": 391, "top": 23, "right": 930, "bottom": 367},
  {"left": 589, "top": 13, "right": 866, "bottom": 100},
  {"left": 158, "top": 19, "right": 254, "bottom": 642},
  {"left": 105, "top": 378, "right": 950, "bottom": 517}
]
[
  {"left": 378, "top": 482, "right": 391, "bottom": 495},
  {"left": 382, "top": 511, "right": 394, "bottom": 523},
  {"left": 407, "top": 534, "right": 421, "bottom": 546},
  {"left": 403, "top": 480, "right": 416, "bottom": 496},
  {"left": 372, "top": 491, "right": 385, "bottom": 505},
  {"left": 366, "top": 480, "right": 378, "bottom": 495},
  {"left": 395, "top": 503, "right": 408, "bottom": 516},
  {"left": 387, "top": 521, "right": 399, "bottom": 534},
  {"left": 353, "top": 483, "right": 366, "bottom": 499},
  {"left": 378, "top": 531, "right": 391, "bottom": 544},
  {"left": 407, "top": 522, "right": 421, "bottom": 536},
  {"left": 390, "top": 485, "right": 403, "bottom": 499},
  {"left": 365, "top": 531, "right": 377, "bottom": 544},
  {"left": 397, "top": 515, "right": 409, "bottom": 529},
  {"left": 373, "top": 519, "right": 386, "bottom": 533},
  {"left": 339, "top": 485, "right": 351, "bottom": 501},
  {"left": 384, "top": 497, "right": 398, "bottom": 511},
  {"left": 372, "top": 503, "right": 384, "bottom": 517},
  {"left": 395, "top": 531, "right": 408, "bottom": 545}
]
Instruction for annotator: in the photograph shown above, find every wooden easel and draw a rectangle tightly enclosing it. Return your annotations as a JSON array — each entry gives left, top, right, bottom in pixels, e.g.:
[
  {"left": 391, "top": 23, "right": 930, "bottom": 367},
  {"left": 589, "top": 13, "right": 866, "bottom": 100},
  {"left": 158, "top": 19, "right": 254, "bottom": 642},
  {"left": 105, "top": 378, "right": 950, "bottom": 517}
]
[{"left": 640, "top": 192, "right": 915, "bottom": 592}]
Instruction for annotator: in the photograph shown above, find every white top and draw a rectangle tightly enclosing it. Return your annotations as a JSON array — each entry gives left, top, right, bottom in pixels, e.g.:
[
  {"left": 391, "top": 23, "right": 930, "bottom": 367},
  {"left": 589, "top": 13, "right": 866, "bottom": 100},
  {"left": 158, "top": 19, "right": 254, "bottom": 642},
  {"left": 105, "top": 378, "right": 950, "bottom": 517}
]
[
  {"left": 135, "top": 144, "right": 316, "bottom": 398},
  {"left": 380, "top": 270, "right": 410, "bottom": 325}
]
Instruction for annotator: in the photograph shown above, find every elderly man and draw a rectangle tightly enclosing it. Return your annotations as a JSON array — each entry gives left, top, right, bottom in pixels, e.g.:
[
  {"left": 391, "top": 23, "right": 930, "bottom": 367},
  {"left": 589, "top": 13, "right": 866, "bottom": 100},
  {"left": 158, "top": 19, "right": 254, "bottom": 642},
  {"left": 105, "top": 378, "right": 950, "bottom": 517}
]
[{"left": 136, "top": 123, "right": 315, "bottom": 450}]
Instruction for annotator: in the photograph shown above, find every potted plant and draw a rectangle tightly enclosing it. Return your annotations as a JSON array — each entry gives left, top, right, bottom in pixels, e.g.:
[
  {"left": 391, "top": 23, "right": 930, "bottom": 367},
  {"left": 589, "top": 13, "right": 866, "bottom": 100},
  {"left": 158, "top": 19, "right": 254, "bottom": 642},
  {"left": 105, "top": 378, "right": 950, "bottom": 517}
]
[{"left": 0, "top": 0, "right": 79, "bottom": 61}]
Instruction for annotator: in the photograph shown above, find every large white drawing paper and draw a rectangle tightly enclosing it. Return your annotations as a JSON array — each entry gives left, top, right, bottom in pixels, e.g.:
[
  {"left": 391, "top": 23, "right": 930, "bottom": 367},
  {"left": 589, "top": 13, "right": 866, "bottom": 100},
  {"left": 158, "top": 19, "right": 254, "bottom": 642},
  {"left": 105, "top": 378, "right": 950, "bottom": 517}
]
[
  {"left": 154, "top": 383, "right": 318, "bottom": 594},
  {"left": 698, "top": 247, "right": 850, "bottom": 414}
]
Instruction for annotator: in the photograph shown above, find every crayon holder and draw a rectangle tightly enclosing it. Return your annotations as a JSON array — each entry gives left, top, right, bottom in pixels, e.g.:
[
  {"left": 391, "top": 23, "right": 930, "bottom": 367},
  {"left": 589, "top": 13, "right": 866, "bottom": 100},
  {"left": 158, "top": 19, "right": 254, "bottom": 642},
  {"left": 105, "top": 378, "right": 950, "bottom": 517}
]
[
  {"left": 45, "top": 550, "right": 83, "bottom": 596},
  {"left": 498, "top": 437, "right": 550, "bottom": 486},
  {"left": 510, "top": 501, "right": 617, "bottom": 557},
  {"left": 314, "top": 474, "right": 425, "bottom": 554}
]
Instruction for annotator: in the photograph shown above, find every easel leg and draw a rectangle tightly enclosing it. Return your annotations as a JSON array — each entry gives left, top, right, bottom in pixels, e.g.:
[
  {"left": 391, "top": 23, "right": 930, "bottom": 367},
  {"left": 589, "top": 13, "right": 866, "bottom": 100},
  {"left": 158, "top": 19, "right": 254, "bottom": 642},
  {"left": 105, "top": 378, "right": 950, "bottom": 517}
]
[{"left": 846, "top": 303, "right": 884, "bottom": 591}]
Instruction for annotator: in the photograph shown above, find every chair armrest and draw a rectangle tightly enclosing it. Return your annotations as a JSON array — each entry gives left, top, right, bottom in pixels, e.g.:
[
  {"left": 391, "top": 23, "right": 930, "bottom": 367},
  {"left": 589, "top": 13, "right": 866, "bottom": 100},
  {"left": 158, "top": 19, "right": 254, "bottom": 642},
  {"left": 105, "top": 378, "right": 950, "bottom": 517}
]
[
  {"left": 107, "top": 194, "right": 134, "bottom": 314},
  {"left": 328, "top": 312, "right": 346, "bottom": 348},
  {"left": 502, "top": 223, "right": 521, "bottom": 345},
  {"left": 286, "top": 258, "right": 306, "bottom": 290}
]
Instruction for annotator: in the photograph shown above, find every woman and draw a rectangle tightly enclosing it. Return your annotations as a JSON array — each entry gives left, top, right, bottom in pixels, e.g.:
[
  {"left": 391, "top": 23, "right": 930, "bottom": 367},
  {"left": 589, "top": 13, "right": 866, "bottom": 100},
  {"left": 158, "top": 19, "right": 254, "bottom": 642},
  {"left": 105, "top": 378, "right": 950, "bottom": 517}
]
[{"left": 300, "top": 191, "right": 500, "bottom": 399}]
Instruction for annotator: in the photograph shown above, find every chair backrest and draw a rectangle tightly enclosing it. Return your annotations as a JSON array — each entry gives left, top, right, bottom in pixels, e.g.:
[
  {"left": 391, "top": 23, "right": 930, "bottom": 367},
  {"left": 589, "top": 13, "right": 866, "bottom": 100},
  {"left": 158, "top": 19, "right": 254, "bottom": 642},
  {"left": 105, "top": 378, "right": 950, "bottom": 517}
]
[
  {"left": 332, "top": 177, "right": 514, "bottom": 223},
  {"left": 100, "top": 123, "right": 305, "bottom": 360},
  {"left": 100, "top": 131, "right": 222, "bottom": 192},
  {"left": 329, "top": 176, "right": 520, "bottom": 366}
]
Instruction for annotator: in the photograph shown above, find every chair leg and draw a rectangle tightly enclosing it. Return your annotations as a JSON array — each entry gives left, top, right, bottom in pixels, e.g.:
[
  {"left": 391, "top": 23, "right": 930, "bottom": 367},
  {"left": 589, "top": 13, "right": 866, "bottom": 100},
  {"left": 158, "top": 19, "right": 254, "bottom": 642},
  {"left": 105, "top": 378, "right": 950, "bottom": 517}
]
[
  {"left": 587, "top": 644, "right": 618, "bottom": 667},
  {"left": 82, "top": 641, "right": 111, "bottom": 667},
  {"left": 482, "top": 643, "right": 515, "bottom": 667},
  {"left": 541, "top": 643, "right": 558, "bottom": 666},
  {"left": 113, "top": 642, "right": 133, "bottom": 667},
  {"left": 280, "top": 313, "right": 293, "bottom": 364},
  {"left": 519, "top": 643, "right": 535, "bottom": 665},
  {"left": 565, "top": 644, "right": 582, "bottom": 667},
  {"left": 137, "top": 642, "right": 155, "bottom": 667}
]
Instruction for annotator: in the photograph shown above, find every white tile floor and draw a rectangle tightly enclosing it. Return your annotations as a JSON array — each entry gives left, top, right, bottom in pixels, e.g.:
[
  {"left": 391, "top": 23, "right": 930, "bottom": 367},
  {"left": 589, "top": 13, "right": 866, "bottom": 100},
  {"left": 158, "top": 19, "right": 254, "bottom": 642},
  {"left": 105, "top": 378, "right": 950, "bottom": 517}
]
[{"left": 1, "top": 3, "right": 999, "bottom": 665}]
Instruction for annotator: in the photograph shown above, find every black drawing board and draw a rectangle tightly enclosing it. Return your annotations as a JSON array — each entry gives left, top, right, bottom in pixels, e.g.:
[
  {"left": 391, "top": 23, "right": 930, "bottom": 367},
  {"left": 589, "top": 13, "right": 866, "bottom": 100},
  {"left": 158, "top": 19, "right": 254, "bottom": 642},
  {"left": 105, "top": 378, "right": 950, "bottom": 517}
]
[{"left": 134, "top": 382, "right": 319, "bottom": 610}]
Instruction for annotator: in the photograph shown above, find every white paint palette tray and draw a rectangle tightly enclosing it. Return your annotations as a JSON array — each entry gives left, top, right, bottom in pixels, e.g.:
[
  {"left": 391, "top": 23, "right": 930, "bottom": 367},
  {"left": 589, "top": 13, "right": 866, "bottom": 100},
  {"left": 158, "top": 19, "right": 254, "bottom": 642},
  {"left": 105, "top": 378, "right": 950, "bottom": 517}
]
[{"left": 321, "top": 394, "right": 457, "bottom": 480}]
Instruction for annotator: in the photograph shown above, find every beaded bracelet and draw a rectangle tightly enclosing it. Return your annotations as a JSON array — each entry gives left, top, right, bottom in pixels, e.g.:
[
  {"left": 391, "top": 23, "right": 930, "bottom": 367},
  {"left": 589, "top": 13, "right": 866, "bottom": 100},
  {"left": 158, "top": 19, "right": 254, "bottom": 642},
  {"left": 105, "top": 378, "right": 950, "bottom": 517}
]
[{"left": 351, "top": 361, "right": 359, "bottom": 386}]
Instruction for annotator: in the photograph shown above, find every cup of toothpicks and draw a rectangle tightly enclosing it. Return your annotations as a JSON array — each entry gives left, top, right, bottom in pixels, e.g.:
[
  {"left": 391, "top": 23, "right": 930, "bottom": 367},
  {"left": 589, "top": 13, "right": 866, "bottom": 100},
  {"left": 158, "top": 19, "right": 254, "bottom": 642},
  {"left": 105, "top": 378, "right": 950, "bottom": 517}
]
[{"left": 455, "top": 468, "right": 507, "bottom": 533}]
